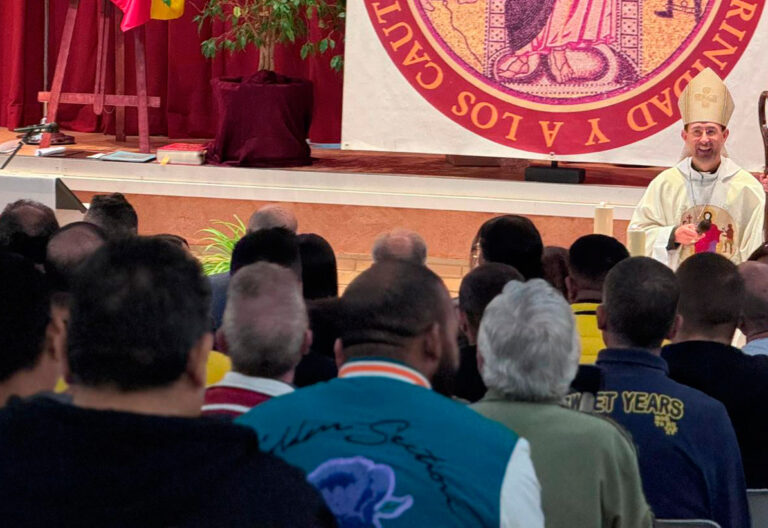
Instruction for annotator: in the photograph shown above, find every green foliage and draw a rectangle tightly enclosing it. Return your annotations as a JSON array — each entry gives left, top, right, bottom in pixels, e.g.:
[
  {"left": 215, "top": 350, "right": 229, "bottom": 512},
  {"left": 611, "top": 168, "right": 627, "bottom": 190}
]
[
  {"left": 194, "top": 0, "right": 346, "bottom": 72},
  {"left": 197, "top": 215, "right": 246, "bottom": 276}
]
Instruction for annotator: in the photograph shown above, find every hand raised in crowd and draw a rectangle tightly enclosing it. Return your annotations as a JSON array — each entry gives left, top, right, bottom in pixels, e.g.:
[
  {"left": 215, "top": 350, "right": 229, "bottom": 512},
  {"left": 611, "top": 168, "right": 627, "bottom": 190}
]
[{"left": 675, "top": 223, "right": 702, "bottom": 245}]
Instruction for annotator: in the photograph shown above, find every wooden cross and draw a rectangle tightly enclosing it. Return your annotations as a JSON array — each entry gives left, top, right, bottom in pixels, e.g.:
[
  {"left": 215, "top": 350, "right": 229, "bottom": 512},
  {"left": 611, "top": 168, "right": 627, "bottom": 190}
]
[{"left": 37, "top": 0, "right": 161, "bottom": 153}]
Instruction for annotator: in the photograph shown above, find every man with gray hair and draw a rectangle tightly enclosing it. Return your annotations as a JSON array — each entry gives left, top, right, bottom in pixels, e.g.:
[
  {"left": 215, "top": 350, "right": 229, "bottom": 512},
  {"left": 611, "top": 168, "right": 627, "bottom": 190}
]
[
  {"left": 209, "top": 203, "right": 299, "bottom": 331},
  {"left": 371, "top": 228, "right": 427, "bottom": 265},
  {"left": 472, "top": 279, "right": 652, "bottom": 528},
  {"left": 247, "top": 204, "right": 298, "bottom": 233},
  {"left": 203, "top": 262, "right": 310, "bottom": 418}
]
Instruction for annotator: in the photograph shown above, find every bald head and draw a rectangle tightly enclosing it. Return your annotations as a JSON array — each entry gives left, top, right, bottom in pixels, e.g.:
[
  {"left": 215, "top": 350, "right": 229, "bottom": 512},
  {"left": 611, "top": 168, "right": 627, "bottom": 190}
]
[
  {"left": 46, "top": 222, "right": 107, "bottom": 291},
  {"left": 247, "top": 204, "right": 298, "bottom": 234},
  {"left": 739, "top": 261, "right": 768, "bottom": 338},
  {"left": 0, "top": 200, "right": 59, "bottom": 263},
  {"left": 223, "top": 262, "right": 308, "bottom": 379},
  {"left": 371, "top": 228, "right": 427, "bottom": 265}
]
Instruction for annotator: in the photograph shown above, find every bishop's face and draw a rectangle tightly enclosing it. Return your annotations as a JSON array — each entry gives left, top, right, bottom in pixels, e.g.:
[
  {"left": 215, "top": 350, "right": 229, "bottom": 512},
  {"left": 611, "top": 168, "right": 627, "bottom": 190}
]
[{"left": 681, "top": 122, "right": 729, "bottom": 172}]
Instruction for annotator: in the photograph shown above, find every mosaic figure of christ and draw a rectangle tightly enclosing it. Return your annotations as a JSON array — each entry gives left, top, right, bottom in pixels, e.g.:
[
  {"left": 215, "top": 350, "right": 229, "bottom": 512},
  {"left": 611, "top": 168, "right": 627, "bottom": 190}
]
[{"left": 497, "top": 0, "right": 616, "bottom": 83}]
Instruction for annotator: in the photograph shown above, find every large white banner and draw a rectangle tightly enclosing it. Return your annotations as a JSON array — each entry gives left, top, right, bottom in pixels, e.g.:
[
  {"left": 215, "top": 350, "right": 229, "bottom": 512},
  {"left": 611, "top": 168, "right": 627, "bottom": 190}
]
[{"left": 343, "top": 0, "right": 768, "bottom": 171}]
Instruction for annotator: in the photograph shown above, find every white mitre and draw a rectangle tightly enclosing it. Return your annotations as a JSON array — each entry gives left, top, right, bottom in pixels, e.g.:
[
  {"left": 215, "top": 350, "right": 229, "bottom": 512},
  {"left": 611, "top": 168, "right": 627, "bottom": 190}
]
[{"left": 678, "top": 67, "right": 735, "bottom": 127}]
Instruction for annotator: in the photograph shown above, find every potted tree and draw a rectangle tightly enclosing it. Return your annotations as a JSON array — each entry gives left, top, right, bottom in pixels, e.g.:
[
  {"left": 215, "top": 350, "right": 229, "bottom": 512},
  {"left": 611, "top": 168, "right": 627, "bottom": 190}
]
[{"left": 194, "top": 0, "right": 345, "bottom": 167}]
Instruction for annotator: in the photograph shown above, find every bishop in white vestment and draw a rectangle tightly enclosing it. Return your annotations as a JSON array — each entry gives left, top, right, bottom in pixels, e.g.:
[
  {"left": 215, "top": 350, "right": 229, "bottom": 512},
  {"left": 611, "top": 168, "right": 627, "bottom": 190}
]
[{"left": 629, "top": 68, "right": 765, "bottom": 268}]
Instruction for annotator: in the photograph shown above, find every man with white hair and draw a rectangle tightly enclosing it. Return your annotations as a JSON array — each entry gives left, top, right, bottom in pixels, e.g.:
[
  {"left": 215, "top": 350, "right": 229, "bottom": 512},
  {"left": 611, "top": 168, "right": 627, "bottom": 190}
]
[
  {"left": 203, "top": 262, "right": 310, "bottom": 418},
  {"left": 472, "top": 279, "right": 652, "bottom": 528},
  {"left": 371, "top": 228, "right": 427, "bottom": 265}
]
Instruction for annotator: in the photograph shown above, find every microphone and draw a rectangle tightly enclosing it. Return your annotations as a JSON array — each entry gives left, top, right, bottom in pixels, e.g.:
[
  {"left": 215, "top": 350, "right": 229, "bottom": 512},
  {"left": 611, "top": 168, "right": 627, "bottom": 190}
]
[{"left": 13, "top": 122, "right": 60, "bottom": 134}]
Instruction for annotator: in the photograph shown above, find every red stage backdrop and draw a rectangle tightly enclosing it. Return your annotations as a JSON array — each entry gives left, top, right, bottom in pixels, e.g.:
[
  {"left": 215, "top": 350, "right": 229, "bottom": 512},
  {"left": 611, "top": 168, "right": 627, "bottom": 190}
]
[{"left": 0, "top": 0, "right": 343, "bottom": 143}]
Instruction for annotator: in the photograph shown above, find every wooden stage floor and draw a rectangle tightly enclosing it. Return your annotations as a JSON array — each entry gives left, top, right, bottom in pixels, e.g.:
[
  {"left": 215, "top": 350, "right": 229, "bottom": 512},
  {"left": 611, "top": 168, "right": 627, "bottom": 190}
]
[{"left": 0, "top": 128, "right": 660, "bottom": 188}]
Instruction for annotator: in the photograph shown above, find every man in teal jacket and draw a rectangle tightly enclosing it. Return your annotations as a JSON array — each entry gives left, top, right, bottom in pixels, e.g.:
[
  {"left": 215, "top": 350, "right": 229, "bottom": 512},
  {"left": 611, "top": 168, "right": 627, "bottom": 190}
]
[{"left": 237, "top": 260, "right": 544, "bottom": 527}]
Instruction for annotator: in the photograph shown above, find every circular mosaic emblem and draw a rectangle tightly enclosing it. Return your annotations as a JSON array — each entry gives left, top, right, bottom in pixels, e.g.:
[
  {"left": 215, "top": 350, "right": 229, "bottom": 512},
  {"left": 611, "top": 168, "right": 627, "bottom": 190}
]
[{"left": 365, "top": 0, "right": 763, "bottom": 154}]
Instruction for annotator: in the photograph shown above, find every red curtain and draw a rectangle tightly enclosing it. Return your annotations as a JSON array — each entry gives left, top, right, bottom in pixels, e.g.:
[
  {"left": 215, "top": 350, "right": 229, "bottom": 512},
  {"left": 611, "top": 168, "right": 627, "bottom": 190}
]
[{"left": 0, "top": 0, "right": 343, "bottom": 143}]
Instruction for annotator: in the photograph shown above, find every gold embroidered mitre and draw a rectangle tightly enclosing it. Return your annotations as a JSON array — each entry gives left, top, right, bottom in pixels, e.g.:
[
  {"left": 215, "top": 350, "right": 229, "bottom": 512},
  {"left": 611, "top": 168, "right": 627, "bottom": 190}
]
[{"left": 678, "top": 68, "right": 735, "bottom": 127}]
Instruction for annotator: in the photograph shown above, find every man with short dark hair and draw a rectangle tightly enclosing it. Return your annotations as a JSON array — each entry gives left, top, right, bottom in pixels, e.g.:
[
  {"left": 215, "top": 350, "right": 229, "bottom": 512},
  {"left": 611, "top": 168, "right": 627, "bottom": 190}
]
[
  {"left": 567, "top": 234, "right": 629, "bottom": 363},
  {"left": 230, "top": 227, "right": 301, "bottom": 278},
  {"left": 0, "top": 199, "right": 59, "bottom": 264},
  {"left": 203, "top": 262, "right": 310, "bottom": 418},
  {"left": 371, "top": 228, "right": 428, "bottom": 265},
  {"left": 83, "top": 192, "right": 138, "bottom": 239},
  {"left": 662, "top": 253, "right": 768, "bottom": 488},
  {"left": 478, "top": 215, "right": 543, "bottom": 279},
  {"left": 210, "top": 226, "right": 302, "bottom": 331},
  {"left": 0, "top": 238, "right": 333, "bottom": 527},
  {"left": 454, "top": 263, "right": 523, "bottom": 402},
  {"left": 45, "top": 222, "right": 107, "bottom": 292},
  {"left": 739, "top": 261, "right": 768, "bottom": 356},
  {"left": 237, "top": 260, "right": 544, "bottom": 527},
  {"left": 589, "top": 257, "right": 748, "bottom": 526},
  {"left": 0, "top": 251, "right": 64, "bottom": 406}
]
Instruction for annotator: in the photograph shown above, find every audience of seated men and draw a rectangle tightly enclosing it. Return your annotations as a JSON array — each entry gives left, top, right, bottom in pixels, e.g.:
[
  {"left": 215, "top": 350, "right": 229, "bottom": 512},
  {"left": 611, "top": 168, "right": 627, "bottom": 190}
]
[
  {"left": 0, "top": 199, "right": 59, "bottom": 264},
  {"left": 203, "top": 262, "right": 310, "bottom": 418},
  {"left": 478, "top": 214, "right": 544, "bottom": 279},
  {"left": 237, "top": 260, "right": 544, "bottom": 527},
  {"left": 371, "top": 228, "right": 428, "bottom": 265},
  {"left": 83, "top": 192, "right": 138, "bottom": 240},
  {"left": 738, "top": 261, "right": 768, "bottom": 356},
  {"left": 0, "top": 251, "right": 64, "bottom": 406},
  {"left": 472, "top": 279, "right": 652, "bottom": 528},
  {"left": 0, "top": 237, "right": 333, "bottom": 527},
  {"left": 210, "top": 205, "right": 298, "bottom": 330},
  {"left": 662, "top": 253, "right": 768, "bottom": 488},
  {"left": 566, "top": 235, "right": 629, "bottom": 364},
  {"left": 591, "top": 256, "right": 749, "bottom": 526},
  {"left": 454, "top": 262, "right": 522, "bottom": 402}
]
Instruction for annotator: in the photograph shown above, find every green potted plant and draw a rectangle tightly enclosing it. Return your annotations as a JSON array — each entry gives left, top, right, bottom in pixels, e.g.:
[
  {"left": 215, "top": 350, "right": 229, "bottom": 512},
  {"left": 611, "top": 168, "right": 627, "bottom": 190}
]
[
  {"left": 194, "top": 0, "right": 345, "bottom": 72},
  {"left": 194, "top": 0, "right": 346, "bottom": 167}
]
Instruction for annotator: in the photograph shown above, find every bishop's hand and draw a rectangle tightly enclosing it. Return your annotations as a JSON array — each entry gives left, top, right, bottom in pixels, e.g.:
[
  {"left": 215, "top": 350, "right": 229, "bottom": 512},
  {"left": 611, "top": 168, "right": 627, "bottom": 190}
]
[{"left": 675, "top": 224, "right": 703, "bottom": 245}]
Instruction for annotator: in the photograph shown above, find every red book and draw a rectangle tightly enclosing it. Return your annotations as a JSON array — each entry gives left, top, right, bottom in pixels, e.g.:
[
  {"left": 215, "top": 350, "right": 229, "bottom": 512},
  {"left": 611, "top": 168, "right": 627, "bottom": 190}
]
[{"left": 156, "top": 143, "right": 206, "bottom": 165}]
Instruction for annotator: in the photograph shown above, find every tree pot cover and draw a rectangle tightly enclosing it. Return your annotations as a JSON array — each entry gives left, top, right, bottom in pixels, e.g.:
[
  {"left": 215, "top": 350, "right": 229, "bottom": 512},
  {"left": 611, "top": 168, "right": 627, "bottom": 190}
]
[{"left": 206, "top": 71, "right": 313, "bottom": 168}]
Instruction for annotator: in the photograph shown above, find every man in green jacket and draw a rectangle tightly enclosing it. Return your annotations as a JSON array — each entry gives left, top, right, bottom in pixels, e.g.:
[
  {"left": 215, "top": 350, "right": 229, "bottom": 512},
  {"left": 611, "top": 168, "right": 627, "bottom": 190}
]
[{"left": 472, "top": 279, "right": 653, "bottom": 528}]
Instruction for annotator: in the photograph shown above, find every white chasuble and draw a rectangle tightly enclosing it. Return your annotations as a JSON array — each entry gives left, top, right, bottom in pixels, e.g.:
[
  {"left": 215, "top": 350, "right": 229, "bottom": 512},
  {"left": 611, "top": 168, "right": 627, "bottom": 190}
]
[{"left": 629, "top": 157, "right": 765, "bottom": 268}]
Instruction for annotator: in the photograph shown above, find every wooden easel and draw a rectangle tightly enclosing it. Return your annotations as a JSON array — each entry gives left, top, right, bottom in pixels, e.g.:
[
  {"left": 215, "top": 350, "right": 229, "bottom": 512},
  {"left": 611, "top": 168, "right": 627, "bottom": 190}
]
[{"left": 37, "top": 0, "right": 161, "bottom": 153}]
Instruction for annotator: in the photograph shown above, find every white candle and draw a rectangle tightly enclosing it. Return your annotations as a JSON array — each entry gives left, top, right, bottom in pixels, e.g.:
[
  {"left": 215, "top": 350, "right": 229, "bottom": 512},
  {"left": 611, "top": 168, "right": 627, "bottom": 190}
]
[
  {"left": 627, "top": 226, "right": 647, "bottom": 257},
  {"left": 594, "top": 202, "right": 614, "bottom": 236}
]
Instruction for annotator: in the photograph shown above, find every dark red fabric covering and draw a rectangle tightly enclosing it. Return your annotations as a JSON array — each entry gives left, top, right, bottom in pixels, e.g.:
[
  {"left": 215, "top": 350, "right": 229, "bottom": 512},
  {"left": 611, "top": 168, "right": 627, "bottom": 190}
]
[
  {"left": 207, "top": 71, "right": 312, "bottom": 167},
  {"left": 0, "top": 0, "right": 342, "bottom": 143}
]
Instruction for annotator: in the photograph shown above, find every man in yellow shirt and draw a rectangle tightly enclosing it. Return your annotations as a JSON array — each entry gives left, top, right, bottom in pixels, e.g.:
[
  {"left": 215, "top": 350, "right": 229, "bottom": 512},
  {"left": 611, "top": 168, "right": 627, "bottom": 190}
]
[{"left": 566, "top": 235, "right": 629, "bottom": 363}]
